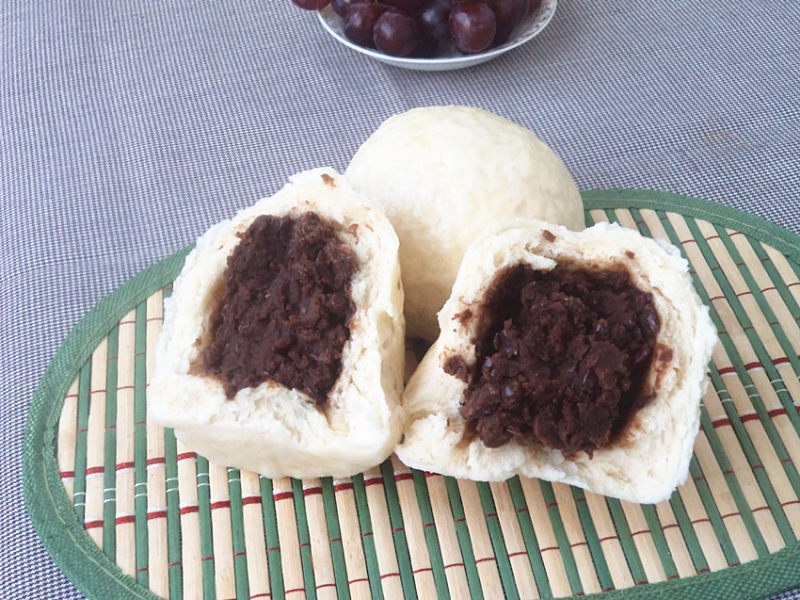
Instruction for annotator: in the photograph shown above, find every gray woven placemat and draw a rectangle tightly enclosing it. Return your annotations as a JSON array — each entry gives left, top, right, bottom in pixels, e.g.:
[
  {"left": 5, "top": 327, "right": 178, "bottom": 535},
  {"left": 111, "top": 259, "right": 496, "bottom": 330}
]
[{"left": 3, "top": 1, "right": 798, "bottom": 597}]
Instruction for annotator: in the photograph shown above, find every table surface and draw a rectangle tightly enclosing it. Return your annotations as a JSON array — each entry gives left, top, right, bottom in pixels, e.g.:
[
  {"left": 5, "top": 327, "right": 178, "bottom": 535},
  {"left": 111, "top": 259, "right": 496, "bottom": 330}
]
[{"left": 3, "top": 1, "right": 799, "bottom": 598}]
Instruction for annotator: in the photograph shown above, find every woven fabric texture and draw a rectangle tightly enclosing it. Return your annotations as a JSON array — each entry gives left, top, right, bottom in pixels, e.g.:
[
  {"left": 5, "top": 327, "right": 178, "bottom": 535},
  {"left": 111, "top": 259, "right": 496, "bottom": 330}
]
[{"left": 2, "top": 1, "right": 799, "bottom": 598}]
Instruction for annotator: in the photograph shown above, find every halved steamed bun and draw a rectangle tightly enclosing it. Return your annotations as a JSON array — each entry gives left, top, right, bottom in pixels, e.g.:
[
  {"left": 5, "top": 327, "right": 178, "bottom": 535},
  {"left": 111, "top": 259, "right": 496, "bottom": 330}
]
[
  {"left": 396, "top": 220, "right": 717, "bottom": 504},
  {"left": 346, "top": 105, "right": 585, "bottom": 341},
  {"left": 148, "top": 168, "right": 405, "bottom": 479}
]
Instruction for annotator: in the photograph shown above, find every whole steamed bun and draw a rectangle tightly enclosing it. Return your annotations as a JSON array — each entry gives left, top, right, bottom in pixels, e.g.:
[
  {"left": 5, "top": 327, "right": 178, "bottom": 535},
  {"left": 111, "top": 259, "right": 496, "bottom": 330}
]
[{"left": 345, "top": 105, "right": 584, "bottom": 340}]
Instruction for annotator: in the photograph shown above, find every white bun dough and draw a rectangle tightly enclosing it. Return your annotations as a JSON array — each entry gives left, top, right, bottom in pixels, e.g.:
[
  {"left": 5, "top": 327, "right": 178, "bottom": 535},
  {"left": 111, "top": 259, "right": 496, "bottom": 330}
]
[
  {"left": 345, "top": 105, "right": 585, "bottom": 340},
  {"left": 148, "top": 168, "right": 405, "bottom": 479},
  {"left": 396, "top": 220, "right": 717, "bottom": 504}
]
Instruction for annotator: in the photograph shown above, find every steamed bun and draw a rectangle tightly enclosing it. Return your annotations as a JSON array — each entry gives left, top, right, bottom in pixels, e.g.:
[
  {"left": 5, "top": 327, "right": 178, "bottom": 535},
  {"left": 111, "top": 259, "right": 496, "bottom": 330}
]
[
  {"left": 148, "top": 168, "right": 405, "bottom": 479},
  {"left": 396, "top": 220, "right": 717, "bottom": 504},
  {"left": 346, "top": 105, "right": 584, "bottom": 340}
]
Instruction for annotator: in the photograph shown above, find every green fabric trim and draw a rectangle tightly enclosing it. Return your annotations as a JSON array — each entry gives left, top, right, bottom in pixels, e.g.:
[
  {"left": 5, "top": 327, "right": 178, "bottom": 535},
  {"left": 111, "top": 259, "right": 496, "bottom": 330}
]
[{"left": 23, "top": 190, "right": 800, "bottom": 599}]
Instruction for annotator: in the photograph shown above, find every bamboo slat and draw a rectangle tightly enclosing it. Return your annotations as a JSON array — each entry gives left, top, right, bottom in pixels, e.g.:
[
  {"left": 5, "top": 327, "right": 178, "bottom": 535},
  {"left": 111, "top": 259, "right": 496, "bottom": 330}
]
[
  {"left": 331, "top": 477, "right": 371, "bottom": 600},
  {"left": 115, "top": 310, "right": 138, "bottom": 579},
  {"left": 175, "top": 443, "right": 203, "bottom": 600},
  {"left": 272, "top": 476, "right": 305, "bottom": 597},
  {"left": 491, "top": 480, "right": 540, "bottom": 599},
  {"left": 57, "top": 376, "right": 80, "bottom": 502},
  {"left": 84, "top": 338, "right": 107, "bottom": 548},
  {"left": 302, "top": 477, "right": 336, "bottom": 599},
  {"left": 362, "top": 467, "right": 406, "bottom": 599}
]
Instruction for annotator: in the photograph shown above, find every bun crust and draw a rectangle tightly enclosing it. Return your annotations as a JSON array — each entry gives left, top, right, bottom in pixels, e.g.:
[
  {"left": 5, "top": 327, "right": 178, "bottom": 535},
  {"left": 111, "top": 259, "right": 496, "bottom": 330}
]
[
  {"left": 345, "top": 105, "right": 584, "bottom": 341},
  {"left": 148, "top": 168, "right": 405, "bottom": 479},
  {"left": 396, "top": 220, "right": 717, "bottom": 504}
]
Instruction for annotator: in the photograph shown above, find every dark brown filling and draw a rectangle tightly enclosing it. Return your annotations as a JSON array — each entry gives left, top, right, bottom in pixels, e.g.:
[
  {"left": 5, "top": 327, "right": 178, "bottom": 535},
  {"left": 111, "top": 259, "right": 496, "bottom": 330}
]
[
  {"left": 201, "top": 212, "right": 358, "bottom": 404},
  {"left": 452, "top": 262, "right": 661, "bottom": 457}
]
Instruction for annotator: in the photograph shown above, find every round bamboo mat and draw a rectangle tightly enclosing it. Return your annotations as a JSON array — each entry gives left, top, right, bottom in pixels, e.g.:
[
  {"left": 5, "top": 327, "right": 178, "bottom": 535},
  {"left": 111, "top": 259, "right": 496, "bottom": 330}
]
[{"left": 25, "top": 191, "right": 800, "bottom": 599}]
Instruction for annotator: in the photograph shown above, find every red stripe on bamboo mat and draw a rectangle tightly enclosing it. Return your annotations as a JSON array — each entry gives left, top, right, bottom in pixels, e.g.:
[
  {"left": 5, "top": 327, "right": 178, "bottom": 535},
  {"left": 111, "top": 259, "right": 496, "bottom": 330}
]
[
  {"left": 712, "top": 406, "right": 799, "bottom": 428},
  {"left": 381, "top": 572, "right": 401, "bottom": 579},
  {"left": 717, "top": 356, "right": 799, "bottom": 374}
]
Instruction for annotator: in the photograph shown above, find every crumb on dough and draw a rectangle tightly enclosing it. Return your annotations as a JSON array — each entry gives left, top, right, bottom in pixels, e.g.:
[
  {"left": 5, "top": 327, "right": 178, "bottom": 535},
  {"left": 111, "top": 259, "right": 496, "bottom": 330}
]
[{"left": 454, "top": 308, "right": 473, "bottom": 324}]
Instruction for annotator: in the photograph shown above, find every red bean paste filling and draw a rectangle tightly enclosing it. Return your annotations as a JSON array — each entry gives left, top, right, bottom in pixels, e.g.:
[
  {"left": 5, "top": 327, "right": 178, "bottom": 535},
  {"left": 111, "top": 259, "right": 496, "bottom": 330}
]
[
  {"left": 202, "top": 212, "right": 358, "bottom": 405},
  {"left": 451, "top": 262, "right": 661, "bottom": 457}
]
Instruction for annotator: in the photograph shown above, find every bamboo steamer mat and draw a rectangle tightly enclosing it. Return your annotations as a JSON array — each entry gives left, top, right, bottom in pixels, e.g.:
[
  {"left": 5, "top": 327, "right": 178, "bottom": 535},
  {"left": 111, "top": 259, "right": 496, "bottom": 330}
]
[{"left": 24, "top": 190, "right": 800, "bottom": 600}]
